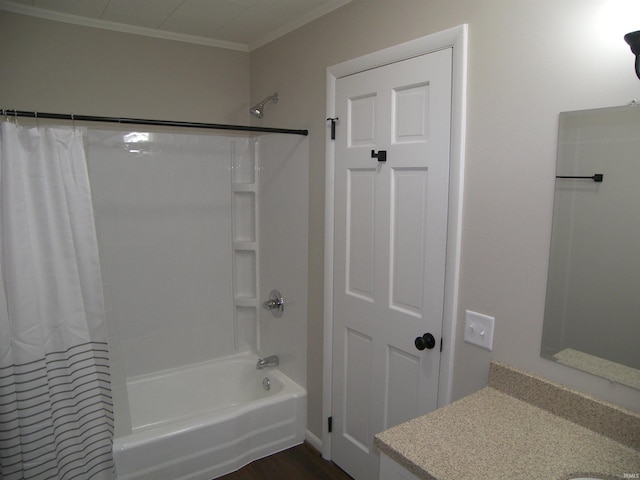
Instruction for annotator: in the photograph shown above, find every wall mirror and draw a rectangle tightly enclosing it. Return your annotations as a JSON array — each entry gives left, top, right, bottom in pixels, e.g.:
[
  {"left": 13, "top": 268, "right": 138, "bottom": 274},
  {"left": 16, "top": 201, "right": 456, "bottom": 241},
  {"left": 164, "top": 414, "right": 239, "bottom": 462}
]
[{"left": 541, "top": 104, "right": 640, "bottom": 390}]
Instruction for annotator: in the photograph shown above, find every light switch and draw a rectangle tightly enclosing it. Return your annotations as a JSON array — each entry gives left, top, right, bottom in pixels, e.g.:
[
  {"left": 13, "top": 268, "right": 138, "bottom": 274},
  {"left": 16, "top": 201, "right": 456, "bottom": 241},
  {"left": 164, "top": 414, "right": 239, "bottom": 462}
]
[{"left": 464, "top": 310, "right": 495, "bottom": 351}]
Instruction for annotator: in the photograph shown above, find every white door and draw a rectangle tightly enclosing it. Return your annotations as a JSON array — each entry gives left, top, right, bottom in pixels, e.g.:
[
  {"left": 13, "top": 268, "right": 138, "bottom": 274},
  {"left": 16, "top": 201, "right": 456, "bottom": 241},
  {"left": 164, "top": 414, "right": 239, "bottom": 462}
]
[{"left": 331, "top": 48, "right": 452, "bottom": 480}]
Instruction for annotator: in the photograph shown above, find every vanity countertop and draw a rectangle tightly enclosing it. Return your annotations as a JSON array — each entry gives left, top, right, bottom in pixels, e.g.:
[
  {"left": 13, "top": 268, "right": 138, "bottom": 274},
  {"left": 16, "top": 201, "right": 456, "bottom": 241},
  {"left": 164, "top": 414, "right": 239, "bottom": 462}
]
[{"left": 374, "top": 362, "right": 640, "bottom": 480}]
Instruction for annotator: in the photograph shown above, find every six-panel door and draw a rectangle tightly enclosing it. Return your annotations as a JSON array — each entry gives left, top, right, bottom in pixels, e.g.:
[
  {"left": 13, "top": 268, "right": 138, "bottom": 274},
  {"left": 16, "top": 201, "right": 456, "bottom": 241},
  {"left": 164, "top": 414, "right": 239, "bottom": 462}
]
[{"left": 332, "top": 48, "right": 453, "bottom": 480}]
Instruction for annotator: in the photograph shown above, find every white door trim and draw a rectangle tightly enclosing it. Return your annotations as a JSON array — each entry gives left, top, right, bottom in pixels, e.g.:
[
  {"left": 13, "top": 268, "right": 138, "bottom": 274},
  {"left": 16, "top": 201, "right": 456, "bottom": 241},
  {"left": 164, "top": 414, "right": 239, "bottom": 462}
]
[{"left": 322, "top": 24, "right": 468, "bottom": 460}]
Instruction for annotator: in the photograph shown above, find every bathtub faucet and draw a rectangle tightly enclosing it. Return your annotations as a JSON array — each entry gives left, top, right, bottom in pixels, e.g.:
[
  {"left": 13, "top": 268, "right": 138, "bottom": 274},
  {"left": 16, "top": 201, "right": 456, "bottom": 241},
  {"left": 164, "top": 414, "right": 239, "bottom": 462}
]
[{"left": 256, "top": 355, "right": 279, "bottom": 370}]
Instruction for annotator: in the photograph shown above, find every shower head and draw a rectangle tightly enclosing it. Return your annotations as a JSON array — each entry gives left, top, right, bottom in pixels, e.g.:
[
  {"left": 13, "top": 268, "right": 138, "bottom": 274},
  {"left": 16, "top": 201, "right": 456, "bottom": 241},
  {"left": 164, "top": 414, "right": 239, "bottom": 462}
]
[{"left": 250, "top": 93, "right": 279, "bottom": 118}]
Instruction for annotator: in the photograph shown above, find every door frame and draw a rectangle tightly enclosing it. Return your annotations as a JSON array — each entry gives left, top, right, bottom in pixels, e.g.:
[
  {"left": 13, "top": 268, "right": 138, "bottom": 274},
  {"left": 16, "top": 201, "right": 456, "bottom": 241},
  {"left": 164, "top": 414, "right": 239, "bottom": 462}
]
[{"left": 322, "top": 24, "right": 468, "bottom": 460}]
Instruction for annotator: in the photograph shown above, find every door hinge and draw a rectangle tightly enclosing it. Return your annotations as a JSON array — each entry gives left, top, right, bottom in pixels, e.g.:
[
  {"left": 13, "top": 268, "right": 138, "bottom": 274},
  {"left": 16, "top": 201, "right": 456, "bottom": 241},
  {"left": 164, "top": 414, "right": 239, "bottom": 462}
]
[
  {"left": 328, "top": 416, "right": 333, "bottom": 433},
  {"left": 326, "top": 117, "right": 339, "bottom": 140}
]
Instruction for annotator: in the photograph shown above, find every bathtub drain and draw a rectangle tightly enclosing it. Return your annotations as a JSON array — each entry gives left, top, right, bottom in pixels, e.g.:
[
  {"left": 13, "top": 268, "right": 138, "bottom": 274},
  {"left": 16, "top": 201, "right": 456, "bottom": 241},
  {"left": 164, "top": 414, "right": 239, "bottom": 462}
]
[{"left": 262, "top": 377, "right": 271, "bottom": 391}]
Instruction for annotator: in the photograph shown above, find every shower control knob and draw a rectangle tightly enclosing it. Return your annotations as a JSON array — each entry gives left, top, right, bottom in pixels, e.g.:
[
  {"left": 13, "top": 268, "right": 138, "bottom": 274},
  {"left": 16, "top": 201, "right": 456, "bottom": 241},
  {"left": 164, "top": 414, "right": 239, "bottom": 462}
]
[
  {"left": 415, "top": 333, "right": 436, "bottom": 351},
  {"left": 262, "top": 289, "right": 284, "bottom": 318}
]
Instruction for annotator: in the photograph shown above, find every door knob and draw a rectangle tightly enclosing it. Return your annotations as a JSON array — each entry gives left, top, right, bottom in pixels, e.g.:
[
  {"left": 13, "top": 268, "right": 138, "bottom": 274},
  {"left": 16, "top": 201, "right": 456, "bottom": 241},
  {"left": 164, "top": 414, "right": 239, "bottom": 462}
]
[{"left": 415, "top": 333, "right": 436, "bottom": 351}]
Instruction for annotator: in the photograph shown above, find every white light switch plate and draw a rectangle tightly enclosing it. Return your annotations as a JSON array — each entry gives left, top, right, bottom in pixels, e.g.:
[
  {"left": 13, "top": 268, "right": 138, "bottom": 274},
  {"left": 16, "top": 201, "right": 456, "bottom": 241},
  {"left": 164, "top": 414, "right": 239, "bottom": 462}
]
[{"left": 464, "top": 310, "right": 495, "bottom": 351}]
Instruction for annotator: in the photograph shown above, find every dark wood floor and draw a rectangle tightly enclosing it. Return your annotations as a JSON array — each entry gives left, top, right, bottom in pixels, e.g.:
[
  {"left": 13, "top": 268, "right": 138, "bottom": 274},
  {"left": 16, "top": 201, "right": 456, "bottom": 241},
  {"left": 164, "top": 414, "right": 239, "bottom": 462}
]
[{"left": 216, "top": 443, "right": 353, "bottom": 480}]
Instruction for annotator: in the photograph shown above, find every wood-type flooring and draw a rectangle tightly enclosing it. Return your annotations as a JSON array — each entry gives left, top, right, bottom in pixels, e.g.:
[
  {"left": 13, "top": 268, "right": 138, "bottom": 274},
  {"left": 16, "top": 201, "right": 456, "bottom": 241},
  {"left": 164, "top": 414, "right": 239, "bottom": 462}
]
[{"left": 216, "top": 443, "right": 354, "bottom": 480}]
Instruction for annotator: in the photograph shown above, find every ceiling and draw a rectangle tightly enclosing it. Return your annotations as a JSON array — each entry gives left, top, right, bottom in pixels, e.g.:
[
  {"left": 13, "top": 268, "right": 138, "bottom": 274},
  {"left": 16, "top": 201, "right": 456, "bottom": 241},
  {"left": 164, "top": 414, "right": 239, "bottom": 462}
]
[{"left": 0, "top": 0, "right": 352, "bottom": 51}]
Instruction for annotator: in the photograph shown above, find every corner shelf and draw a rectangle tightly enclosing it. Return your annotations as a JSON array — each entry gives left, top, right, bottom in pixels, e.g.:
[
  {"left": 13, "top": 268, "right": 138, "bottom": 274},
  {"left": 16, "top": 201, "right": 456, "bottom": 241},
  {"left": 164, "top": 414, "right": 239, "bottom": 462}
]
[{"left": 230, "top": 139, "right": 259, "bottom": 353}]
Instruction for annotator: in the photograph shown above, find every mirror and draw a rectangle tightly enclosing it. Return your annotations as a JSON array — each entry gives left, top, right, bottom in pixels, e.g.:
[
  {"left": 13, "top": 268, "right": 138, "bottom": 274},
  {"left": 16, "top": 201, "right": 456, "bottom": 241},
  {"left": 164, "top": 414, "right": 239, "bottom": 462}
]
[{"left": 541, "top": 104, "right": 640, "bottom": 390}]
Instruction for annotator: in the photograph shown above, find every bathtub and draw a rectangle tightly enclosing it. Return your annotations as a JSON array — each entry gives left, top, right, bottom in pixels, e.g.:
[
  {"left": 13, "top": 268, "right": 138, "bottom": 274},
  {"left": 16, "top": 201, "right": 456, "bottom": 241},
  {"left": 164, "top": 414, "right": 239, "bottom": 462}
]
[{"left": 112, "top": 353, "right": 307, "bottom": 480}]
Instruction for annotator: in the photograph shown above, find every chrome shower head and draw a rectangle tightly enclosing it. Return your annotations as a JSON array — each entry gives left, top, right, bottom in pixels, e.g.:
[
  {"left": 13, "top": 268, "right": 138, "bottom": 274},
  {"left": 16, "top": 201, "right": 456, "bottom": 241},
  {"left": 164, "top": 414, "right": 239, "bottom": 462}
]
[{"left": 250, "top": 93, "right": 279, "bottom": 118}]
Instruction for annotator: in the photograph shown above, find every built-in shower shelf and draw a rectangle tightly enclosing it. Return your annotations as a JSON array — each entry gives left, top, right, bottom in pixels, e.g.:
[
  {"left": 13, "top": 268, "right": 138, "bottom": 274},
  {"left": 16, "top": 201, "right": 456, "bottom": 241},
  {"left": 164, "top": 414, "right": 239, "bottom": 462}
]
[
  {"left": 233, "top": 241, "right": 257, "bottom": 250},
  {"left": 232, "top": 184, "right": 256, "bottom": 192},
  {"left": 231, "top": 139, "right": 260, "bottom": 353},
  {"left": 234, "top": 297, "right": 258, "bottom": 307}
]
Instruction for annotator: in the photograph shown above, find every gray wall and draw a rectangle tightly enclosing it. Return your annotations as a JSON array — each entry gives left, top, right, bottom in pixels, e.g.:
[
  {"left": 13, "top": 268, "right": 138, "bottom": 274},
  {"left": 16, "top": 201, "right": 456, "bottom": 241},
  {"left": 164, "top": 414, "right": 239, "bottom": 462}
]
[
  {"left": 248, "top": 0, "right": 640, "bottom": 438},
  {"left": 0, "top": 11, "right": 249, "bottom": 123}
]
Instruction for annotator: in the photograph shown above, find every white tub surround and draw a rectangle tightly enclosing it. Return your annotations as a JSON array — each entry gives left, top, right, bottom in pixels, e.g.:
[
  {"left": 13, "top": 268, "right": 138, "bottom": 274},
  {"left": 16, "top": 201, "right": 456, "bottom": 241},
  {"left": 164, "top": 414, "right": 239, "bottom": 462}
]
[
  {"left": 86, "top": 128, "right": 309, "bottom": 479},
  {"left": 113, "top": 353, "right": 307, "bottom": 480}
]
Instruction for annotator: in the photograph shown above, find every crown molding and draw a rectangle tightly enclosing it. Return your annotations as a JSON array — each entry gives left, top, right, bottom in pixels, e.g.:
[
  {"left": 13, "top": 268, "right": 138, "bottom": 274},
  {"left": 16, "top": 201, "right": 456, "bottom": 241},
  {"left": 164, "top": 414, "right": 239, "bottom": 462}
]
[{"left": 0, "top": 0, "right": 249, "bottom": 52}]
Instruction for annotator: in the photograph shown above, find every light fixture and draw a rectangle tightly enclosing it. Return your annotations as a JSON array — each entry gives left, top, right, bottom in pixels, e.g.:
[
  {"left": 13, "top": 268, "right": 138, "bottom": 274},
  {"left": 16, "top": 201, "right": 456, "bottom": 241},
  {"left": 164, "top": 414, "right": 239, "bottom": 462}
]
[{"left": 624, "top": 30, "right": 640, "bottom": 79}]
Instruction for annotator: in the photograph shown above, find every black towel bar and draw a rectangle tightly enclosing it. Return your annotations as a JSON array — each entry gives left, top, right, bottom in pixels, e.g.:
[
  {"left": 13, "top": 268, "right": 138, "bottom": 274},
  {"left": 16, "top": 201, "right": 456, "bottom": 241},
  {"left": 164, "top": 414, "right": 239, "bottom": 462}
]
[{"left": 556, "top": 174, "right": 604, "bottom": 183}]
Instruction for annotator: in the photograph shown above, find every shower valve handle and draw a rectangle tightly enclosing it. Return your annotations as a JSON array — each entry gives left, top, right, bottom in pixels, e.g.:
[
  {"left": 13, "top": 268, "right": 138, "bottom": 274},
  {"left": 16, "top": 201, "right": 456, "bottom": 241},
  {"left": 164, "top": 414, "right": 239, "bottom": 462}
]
[
  {"left": 262, "top": 289, "right": 284, "bottom": 318},
  {"left": 262, "top": 298, "right": 283, "bottom": 309}
]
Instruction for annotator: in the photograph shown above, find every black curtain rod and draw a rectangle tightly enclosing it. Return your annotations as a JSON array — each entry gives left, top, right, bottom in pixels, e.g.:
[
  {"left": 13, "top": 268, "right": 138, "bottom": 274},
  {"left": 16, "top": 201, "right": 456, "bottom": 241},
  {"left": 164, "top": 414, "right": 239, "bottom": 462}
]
[{"left": 1, "top": 109, "right": 309, "bottom": 136}]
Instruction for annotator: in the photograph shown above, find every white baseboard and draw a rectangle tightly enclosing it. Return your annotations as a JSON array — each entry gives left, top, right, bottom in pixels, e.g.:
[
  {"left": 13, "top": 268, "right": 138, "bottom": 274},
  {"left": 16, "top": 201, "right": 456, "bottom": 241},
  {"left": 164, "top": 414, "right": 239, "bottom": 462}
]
[{"left": 305, "top": 429, "right": 322, "bottom": 452}]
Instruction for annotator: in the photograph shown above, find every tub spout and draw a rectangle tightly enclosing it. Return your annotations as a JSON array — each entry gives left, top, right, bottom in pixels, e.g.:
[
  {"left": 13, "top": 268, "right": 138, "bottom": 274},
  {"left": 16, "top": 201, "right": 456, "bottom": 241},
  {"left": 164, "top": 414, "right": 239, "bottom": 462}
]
[{"left": 256, "top": 355, "right": 279, "bottom": 370}]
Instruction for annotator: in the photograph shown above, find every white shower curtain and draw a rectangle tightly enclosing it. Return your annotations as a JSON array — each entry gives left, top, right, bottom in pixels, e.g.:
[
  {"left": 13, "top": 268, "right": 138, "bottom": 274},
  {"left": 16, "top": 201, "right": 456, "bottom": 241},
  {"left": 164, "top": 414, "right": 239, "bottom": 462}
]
[{"left": 0, "top": 122, "right": 114, "bottom": 479}]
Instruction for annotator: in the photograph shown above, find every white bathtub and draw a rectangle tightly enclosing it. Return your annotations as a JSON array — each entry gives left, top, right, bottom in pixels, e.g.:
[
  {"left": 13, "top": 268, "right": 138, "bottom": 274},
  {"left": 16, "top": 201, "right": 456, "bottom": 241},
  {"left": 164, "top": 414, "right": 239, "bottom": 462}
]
[{"left": 112, "top": 353, "right": 307, "bottom": 480}]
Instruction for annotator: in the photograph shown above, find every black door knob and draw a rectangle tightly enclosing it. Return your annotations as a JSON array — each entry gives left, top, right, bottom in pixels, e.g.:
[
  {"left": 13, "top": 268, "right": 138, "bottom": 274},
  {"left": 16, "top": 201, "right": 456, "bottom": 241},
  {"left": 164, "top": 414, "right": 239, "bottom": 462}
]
[{"left": 415, "top": 333, "right": 436, "bottom": 351}]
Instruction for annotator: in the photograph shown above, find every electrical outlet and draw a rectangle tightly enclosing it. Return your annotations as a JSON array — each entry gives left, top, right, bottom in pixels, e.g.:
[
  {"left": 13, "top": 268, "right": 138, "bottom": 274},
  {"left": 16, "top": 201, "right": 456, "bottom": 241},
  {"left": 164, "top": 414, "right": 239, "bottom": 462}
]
[{"left": 464, "top": 310, "right": 495, "bottom": 351}]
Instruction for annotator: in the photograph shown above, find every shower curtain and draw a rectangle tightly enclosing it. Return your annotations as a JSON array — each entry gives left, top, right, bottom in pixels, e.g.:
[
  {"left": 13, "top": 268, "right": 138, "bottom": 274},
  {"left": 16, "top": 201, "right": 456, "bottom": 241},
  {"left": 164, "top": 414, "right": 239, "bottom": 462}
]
[{"left": 0, "top": 123, "right": 114, "bottom": 479}]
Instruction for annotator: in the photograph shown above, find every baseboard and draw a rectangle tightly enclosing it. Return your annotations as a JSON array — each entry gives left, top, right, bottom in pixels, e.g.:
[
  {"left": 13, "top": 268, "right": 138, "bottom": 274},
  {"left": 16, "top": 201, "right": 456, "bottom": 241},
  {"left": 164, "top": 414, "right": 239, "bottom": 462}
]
[{"left": 305, "top": 429, "right": 322, "bottom": 452}]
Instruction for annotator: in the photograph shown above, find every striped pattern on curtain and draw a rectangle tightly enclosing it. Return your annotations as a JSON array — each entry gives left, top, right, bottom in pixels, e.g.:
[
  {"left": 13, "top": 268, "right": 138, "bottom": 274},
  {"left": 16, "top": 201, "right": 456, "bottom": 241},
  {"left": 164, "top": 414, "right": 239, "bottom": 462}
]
[{"left": 0, "top": 341, "right": 114, "bottom": 480}]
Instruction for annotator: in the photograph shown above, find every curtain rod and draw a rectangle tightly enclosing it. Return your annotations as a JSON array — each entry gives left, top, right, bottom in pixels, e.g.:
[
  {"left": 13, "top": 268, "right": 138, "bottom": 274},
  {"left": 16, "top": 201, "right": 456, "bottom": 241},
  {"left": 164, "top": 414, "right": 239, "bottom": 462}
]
[{"left": 1, "top": 109, "right": 309, "bottom": 136}]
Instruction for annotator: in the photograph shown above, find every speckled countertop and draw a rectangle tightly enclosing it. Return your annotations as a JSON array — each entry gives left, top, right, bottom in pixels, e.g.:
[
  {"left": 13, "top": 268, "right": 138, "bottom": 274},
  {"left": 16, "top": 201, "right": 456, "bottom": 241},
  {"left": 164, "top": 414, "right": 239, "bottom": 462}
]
[{"left": 374, "top": 362, "right": 640, "bottom": 480}]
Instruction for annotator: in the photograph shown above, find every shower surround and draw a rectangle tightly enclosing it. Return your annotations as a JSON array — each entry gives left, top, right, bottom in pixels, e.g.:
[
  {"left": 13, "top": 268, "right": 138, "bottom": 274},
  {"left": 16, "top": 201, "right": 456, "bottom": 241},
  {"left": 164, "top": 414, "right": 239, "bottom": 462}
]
[{"left": 85, "top": 128, "right": 309, "bottom": 477}]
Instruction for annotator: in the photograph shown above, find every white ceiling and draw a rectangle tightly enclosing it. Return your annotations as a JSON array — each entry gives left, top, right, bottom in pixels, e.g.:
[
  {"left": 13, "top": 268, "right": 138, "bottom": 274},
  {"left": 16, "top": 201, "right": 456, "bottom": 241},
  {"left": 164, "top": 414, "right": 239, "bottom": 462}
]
[{"left": 0, "top": 0, "right": 352, "bottom": 51}]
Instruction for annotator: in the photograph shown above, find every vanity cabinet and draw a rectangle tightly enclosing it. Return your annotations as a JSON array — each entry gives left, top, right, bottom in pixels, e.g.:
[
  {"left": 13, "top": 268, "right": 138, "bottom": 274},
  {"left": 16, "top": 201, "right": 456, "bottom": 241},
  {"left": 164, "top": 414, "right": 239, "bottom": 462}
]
[{"left": 379, "top": 452, "right": 423, "bottom": 480}]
